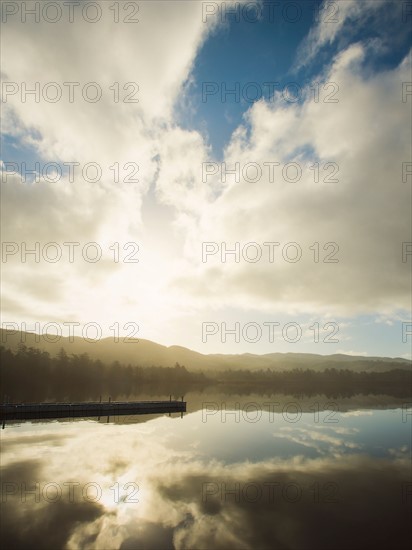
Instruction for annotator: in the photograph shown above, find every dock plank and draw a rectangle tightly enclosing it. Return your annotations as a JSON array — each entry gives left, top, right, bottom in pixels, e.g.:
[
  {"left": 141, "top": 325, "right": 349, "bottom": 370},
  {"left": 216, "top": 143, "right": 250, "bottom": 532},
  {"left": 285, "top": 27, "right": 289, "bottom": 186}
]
[{"left": 0, "top": 400, "right": 186, "bottom": 420}]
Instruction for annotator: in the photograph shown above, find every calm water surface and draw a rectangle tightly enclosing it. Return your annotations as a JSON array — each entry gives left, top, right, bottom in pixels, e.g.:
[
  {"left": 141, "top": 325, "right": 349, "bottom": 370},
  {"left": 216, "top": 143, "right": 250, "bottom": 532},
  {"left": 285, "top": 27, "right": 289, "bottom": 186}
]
[{"left": 1, "top": 393, "right": 411, "bottom": 550}]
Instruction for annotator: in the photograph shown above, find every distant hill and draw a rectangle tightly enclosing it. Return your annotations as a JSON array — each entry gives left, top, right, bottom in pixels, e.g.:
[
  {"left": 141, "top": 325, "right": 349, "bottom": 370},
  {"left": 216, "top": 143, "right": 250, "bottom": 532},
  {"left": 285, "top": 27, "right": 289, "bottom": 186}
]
[{"left": 0, "top": 329, "right": 411, "bottom": 373}]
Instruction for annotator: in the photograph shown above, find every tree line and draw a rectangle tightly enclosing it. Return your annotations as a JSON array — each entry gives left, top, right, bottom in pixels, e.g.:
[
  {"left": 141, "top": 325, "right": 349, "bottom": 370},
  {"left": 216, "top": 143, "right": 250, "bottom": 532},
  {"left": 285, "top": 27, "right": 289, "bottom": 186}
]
[
  {"left": 1, "top": 345, "right": 411, "bottom": 402},
  {"left": 213, "top": 367, "right": 412, "bottom": 398},
  {"left": 0, "top": 345, "right": 207, "bottom": 402}
]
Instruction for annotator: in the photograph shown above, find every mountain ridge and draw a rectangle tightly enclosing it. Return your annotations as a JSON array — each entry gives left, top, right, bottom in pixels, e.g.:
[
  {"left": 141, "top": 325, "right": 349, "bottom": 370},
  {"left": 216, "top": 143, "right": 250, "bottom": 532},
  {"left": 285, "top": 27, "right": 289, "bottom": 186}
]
[{"left": 1, "top": 329, "right": 410, "bottom": 373}]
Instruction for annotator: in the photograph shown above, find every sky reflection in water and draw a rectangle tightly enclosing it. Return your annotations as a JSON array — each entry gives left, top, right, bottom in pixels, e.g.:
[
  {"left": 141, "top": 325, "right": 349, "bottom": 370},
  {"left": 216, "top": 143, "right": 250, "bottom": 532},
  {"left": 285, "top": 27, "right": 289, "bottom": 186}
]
[{"left": 1, "top": 399, "right": 411, "bottom": 550}]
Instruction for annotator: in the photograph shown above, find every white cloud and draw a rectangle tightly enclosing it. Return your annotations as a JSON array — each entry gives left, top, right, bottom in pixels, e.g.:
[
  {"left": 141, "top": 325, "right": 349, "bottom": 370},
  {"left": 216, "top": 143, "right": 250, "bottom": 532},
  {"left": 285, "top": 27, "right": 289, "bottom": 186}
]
[
  {"left": 294, "top": 0, "right": 392, "bottom": 71},
  {"left": 166, "top": 45, "right": 411, "bottom": 318},
  {"left": 0, "top": 1, "right": 242, "bottom": 337}
]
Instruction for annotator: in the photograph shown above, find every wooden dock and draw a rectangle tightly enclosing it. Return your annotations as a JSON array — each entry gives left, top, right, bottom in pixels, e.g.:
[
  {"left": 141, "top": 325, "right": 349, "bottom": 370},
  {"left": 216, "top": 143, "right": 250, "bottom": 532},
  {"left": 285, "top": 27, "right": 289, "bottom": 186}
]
[{"left": 0, "top": 400, "right": 186, "bottom": 420}]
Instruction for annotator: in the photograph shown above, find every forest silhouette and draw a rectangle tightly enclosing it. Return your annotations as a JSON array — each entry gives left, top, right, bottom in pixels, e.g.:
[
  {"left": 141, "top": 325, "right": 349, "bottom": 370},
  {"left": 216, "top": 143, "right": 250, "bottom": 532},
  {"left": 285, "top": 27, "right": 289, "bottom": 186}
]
[{"left": 1, "top": 345, "right": 411, "bottom": 402}]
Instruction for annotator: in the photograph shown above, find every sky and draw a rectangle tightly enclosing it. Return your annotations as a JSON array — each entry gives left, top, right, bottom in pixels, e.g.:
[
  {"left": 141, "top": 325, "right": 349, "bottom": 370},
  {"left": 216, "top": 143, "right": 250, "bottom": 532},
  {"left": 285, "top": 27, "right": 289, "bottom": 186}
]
[{"left": 1, "top": 0, "right": 411, "bottom": 358}]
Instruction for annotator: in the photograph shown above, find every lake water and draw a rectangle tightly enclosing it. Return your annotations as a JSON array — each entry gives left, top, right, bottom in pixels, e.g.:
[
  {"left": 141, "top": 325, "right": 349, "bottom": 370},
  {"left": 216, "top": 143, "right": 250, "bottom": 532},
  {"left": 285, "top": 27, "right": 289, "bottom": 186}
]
[{"left": 1, "top": 392, "right": 411, "bottom": 550}]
